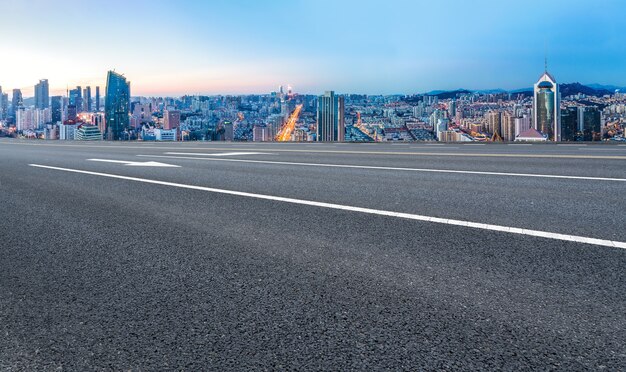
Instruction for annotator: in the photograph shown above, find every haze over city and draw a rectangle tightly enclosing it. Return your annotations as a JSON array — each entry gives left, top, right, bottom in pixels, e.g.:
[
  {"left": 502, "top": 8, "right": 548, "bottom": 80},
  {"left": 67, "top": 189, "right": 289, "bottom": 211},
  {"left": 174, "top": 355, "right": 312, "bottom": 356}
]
[{"left": 3, "top": 0, "right": 626, "bottom": 96}]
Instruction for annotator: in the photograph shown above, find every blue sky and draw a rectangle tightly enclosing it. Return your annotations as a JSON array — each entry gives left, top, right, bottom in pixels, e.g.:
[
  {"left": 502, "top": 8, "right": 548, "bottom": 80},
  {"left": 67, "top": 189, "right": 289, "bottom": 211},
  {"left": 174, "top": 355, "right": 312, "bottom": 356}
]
[{"left": 1, "top": 0, "right": 624, "bottom": 96}]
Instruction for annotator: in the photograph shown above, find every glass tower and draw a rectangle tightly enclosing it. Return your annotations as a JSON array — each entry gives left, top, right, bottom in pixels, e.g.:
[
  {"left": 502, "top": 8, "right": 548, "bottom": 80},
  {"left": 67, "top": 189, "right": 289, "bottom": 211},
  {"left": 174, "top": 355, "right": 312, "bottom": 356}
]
[
  {"left": 105, "top": 71, "right": 131, "bottom": 140},
  {"left": 533, "top": 71, "right": 560, "bottom": 141},
  {"left": 316, "top": 91, "right": 345, "bottom": 142}
]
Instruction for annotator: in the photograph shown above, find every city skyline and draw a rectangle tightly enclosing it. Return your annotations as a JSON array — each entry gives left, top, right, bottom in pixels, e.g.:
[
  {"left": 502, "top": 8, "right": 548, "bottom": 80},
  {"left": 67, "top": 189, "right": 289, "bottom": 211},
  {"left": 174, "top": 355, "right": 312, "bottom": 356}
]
[{"left": 2, "top": 0, "right": 625, "bottom": 96}]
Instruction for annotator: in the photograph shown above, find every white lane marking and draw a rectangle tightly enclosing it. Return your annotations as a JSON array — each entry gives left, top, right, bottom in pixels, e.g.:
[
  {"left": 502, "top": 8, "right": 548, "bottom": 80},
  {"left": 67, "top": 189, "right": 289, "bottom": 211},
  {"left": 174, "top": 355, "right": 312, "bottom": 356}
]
[
  {"left": 193, "top": 152, "right": 272, "bottom": 157},
  {"left": 410, "top": 146, "right": 460, "bottom": 149},
  {"left": 28, "top": 163, "right": 626, "bottom": 250},
  {"left": 152, "top": 154, "right": 626, "bottom": 182},
  {"left": 87, "top": 159, "right": 180, "bottom": 167},
  {"left": 578, "top": 148, "right": 626, "bottom": 151}
]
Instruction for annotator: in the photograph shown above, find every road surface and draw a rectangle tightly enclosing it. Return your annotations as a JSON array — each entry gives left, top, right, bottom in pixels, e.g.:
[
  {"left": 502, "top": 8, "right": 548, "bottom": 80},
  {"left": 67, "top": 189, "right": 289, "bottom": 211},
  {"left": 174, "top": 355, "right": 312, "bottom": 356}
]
[{"left": 1, "top": 139, "right": 625, "bottom": 370}]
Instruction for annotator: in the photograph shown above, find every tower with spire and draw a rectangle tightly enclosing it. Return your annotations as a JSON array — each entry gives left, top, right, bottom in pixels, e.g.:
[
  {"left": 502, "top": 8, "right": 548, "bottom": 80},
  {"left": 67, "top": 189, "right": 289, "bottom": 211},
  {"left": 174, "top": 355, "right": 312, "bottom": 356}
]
[{"left": 533, "top": 58, "right": 561, "bottom": 141}]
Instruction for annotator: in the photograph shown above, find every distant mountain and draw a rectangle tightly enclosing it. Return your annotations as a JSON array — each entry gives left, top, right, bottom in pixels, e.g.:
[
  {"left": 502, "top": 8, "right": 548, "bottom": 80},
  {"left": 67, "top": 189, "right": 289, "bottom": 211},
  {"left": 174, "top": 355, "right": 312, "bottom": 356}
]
[
  {"left": 559, "top": 82, "right": 612, "bottom": 97},
  {"left": 509, "top": 87, "right": 533, "bottom": 94},
  {"left": 474, "top": 89, "right": 507, "bottom": 94},
  {"left": 426, "top": 89, "right": 473, "bottom": 99},
  {"left": 587, "top": 83, "right": 626, "bottom": 92},
  {"left": 419, "top": 83, "right": 615, "bottom": 100}
]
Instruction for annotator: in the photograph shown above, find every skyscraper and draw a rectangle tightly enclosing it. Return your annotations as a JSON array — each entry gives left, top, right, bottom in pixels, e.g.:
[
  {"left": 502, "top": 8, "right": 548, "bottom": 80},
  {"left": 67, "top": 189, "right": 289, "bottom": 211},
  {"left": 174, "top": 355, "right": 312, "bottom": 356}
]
[
  {"left": 560, "top": 106, "right": 579, "bottom": 142},
  {"left": 51, "top": 96, "right": 63, "bottom": 123},
  {"left": 11, "top": 89, "right": 23, "bottom": 120},
  {"left": 35, "top": 79, "right": 50, "bottom": 109},
  {"left": 0, "top": 93, "right": 7, "bottom": 121},
  {"left": 83, "top": 86, "right": 92, "bottom": 112},
  {"left": 95, "top": 86, "right": 100, "bottom": 112},
  {"left": 105, "top": 70, "right": 131, "bottom": 140},
  {"left": 316, "top": 91, "right": 345, "bottom": 142},
  {"left": 69, "top": 87, "right": 82, "bottom": 113},
  {"left": 0, "top": 86, "right": 5, "bottom": 120},
  {"left": 533, "top": 67, "right": 561, "bottom": 141}
]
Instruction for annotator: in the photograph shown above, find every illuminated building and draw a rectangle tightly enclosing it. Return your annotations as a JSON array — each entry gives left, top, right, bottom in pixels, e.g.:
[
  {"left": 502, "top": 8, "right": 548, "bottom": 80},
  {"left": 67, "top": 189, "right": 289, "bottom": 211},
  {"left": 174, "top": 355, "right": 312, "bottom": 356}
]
[
  {"left": 105, "top": 71, "right": 131, "bottom": 140},
  {"left": 316, "top": 91, "right": 345, "bottom": 142},
  {"left": 533, "top": 67, "right": 561, "bottom": 141}
]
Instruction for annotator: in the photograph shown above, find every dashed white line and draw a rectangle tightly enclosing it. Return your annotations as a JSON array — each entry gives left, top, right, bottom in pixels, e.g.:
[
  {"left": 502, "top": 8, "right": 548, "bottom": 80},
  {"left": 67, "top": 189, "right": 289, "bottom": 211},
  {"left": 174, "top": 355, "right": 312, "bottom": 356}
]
[{"left": 28, "top": 164, "right": 626, "bottom": 250}]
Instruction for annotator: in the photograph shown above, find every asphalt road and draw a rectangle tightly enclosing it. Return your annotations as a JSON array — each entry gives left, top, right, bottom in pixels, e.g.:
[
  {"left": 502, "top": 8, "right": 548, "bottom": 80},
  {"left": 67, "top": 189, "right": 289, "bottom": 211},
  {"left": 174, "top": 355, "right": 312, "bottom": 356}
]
[{"left": 1, "top": 139, "right": 625, "bottom": 370}]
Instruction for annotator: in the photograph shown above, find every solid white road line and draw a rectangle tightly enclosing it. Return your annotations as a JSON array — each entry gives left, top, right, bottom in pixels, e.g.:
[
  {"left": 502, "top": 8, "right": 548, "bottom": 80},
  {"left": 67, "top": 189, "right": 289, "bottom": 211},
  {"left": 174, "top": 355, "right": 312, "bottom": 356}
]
[
  {"left": 191, "top": 152, "right": 272, "bottom": 156},
  {"left": 28, "top": 164, "right": 626, "bottom": 250},
  {"left": 149, "top": 154, "right": 626, "bottom": 182}
]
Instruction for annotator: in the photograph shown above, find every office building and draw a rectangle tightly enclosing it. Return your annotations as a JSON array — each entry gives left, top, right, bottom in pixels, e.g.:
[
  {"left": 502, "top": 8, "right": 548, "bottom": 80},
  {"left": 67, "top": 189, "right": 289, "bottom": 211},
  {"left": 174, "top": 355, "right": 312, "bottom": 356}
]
[
  {"left": 560, "top": 106, "right": 579, "bottom": 142},
  {"left": 0, "top": 88, "right": 7, "bottom": 120},
  {"left": 69, "top": 87, "right": 82, "bottom": 113},
  {"left": 11, "top": 89, "right": 23, "bottom": 119},
  {"left": 35, "top": 79, "right": 49, "bottom": 109},
  {"left": 104, "top": 70, "right": 131, "bottom": 140},
  {"left": 95, "top": 86, "right": 100, "bottom": 111},
  {"left": 83, "top": 86, "right": 92, "bottom": 112},
  {"left": 51, "top": 96, "right": 63, "bottom": 123},
  {"left": 533, "top": 68, "right": 561, "bottom": 141},
  {"left": 316, "top": 91, "right": 345, "bottom": 142},
  {"left": 578, "top": 106, "right": 602, "bottom": 141}
]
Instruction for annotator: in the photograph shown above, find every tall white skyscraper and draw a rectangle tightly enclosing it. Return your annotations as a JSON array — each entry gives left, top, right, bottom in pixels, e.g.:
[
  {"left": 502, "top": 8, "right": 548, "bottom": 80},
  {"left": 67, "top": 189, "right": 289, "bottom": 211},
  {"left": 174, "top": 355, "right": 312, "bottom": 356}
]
[{"left": 533, "top": 66, "right": 561, "bottom": 141}]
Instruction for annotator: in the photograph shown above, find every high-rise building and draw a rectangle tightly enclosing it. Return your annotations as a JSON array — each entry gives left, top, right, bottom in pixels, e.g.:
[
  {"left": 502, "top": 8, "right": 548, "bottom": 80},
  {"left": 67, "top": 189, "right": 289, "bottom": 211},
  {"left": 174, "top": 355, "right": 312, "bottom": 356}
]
[
  {"left": 11, "top": 89, "right": 23, "bottom": 119},
  {"left": 0, "top": 86, "right": 6, "bottom": 120},
  {"left": 560, "top": 106, "right": 579, "bottom": 142},
  {"left": 95, "top": 86, "right": 100, "bottom": 111},
  {"left": 51, "top": 96, "right": 63, "bottom": 123},
  {"left": 316, "top": 91, "right": 345, "bottom": 142},
  {"left": 69, "top": 87, "right": 82, "bottom": 113},
  {"left": 163, "top": 110, "right": 180, "bottom": 130},
  {"left": 578, "top": 106, "right": 602, "bottom": 141},
  {"left": 35, "top": 79, "right": 49, "bottom": 109},
  {"left": 485, "top": 110, "right": 501, "bottom": 136},
  {"left": 105, "top": 71, "right": 131, "bottom": 140},
  {"left": 501, "top": 111, "right": 515, "bottom": 141},
  {"left": 0, "top": 93, "right": 7, "bottom": 121},
  {"left": 533, "top": 68, "right": 561, "bottom": 141},
  {"left": 83, "top": 86, "right": 92, "bottom": 112}
]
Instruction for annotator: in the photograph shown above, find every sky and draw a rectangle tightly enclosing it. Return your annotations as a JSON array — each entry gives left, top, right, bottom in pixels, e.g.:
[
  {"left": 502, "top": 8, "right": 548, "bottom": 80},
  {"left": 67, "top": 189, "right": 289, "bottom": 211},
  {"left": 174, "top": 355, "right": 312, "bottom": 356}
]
[{"left": 1, "top": 0, "right": 625, "bottom": 97}]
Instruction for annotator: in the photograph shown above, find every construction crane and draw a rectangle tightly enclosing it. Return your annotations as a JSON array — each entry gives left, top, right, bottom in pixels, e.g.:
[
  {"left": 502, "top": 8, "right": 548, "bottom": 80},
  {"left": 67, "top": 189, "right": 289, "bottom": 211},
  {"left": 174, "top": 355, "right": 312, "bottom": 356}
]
[{"left": 275, "top": 104, "right": 303, "bottom": 142}]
